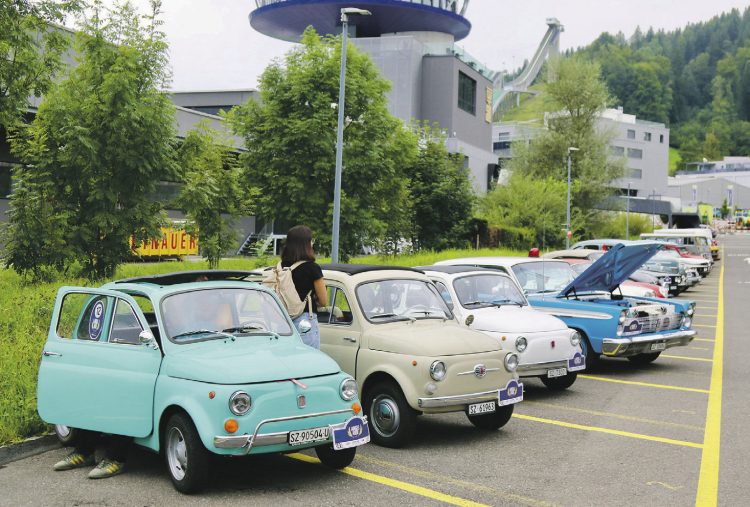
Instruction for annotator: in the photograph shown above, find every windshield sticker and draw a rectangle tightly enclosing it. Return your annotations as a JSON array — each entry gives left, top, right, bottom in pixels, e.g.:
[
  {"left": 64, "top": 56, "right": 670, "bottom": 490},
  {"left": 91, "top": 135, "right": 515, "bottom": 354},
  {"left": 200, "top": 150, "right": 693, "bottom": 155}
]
[{"left": 88, "top": 300, "right": 105, "bottom": 340}]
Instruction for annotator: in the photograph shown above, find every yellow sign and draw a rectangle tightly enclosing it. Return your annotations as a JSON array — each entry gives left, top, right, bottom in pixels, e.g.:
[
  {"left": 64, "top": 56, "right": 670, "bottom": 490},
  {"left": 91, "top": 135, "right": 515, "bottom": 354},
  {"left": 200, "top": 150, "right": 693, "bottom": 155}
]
[
  {"left": 485, "top": 86, "right": 493, "bottom": 123},
  {"left": 130, "top": 228, "right": 198, "bottom": 257}
]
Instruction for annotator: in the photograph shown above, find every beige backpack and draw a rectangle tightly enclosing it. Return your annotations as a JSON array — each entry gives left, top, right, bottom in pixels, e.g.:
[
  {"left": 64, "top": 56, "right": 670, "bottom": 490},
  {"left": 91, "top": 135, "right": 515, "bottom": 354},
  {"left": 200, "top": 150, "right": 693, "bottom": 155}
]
[{"left": 263, "top": 261, "right": 312, "bottom": 319}]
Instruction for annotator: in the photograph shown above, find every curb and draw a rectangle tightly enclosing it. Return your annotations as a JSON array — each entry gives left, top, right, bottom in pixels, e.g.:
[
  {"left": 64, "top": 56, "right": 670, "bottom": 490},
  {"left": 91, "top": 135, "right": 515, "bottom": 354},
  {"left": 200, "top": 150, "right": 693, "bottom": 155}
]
[{"left": 0, "top": 434, "right": 60, "bottom": 466}]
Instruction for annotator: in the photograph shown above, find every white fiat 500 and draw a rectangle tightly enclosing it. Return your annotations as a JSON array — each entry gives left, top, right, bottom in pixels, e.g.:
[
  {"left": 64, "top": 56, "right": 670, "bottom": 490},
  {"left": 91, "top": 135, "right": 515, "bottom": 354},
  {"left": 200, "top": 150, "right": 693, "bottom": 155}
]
[{"left": 422, "top": 266, "right": 585, "bottom": 390}]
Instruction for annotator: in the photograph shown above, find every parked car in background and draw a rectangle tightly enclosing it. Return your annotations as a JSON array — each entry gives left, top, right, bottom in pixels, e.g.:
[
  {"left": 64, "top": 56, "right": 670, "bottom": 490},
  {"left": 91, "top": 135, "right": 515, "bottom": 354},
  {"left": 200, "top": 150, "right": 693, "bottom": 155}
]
[
  {"left": 436, "top": 242, "right": 697, "bottom": 367},
  {"left": 37, "top": 271, "right": 369, "bottom": 493},
  {"left": 656, "top": 242, "right": 712, "bottom": 276},
  {"left": 421, "top": 266, "right": 584, "bottom": 391},
  {"left": 641, "top": 256, "right": 691, "bottom": 295},
  {"left": 640, "top": 230, "right": 713, "bottom": 260},
  {"left": 317, "top": 265, "right": 523, "bottom": 448}
]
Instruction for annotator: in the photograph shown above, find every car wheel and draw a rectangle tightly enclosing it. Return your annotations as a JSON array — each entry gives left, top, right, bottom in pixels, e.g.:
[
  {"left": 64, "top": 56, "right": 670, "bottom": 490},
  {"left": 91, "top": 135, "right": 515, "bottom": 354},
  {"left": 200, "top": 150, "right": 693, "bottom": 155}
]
[
  {"left": 315, "top": 444, "right": 356, "bottom": 469},
  {"left": 578, "top": 333, "right": 600, "bottom": 370},
  {"left": 365, "top": 381, "right": 417, "bottom": 448},
  {"left": 540, "top": 371, "right": 578, "bottom": 390},
  {"left": 466, "top": 403, "right": 514, "bottom": 430},
  {"left": 628, "top": 352, "right": 661, "bottom": 365},
  {"left": 54, "top": 424, "right": 80, "bottom": 446},
  {"left": 164, "top": 413, "right": 210, "bottom": 494}
]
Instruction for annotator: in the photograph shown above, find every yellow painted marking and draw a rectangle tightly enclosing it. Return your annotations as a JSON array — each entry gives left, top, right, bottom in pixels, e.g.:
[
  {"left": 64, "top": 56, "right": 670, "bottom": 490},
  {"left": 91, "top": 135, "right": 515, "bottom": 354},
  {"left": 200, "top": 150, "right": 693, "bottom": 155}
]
[
  {"left": 661, "top": 354, "right": 713, "bottom": 363},
  {"left": 513, "top": 413, "right": 703, "bottom": 448},
  {"left": 696, "top": 252, "right": 725, "bottom": 507},
  {"left": 524, "top": 400, "right": 704, "bottom": 431},
  {"left": 693, "top": 324, "right": 717, "bottom": 329},
  {"left": 579, "top": 374, "right": 709, "bottom": 394},
  {"left": 354, "top": 454, "right": 561, "bottom": 507},
  {"left": 288, "top": 453, "right": 489, "bottom": 507},
  {"left": 693, "top": 338, "right": 715, "bottom": 343},
  {"left": 688, "top": 346, "right": 710, "bottom": 351}
]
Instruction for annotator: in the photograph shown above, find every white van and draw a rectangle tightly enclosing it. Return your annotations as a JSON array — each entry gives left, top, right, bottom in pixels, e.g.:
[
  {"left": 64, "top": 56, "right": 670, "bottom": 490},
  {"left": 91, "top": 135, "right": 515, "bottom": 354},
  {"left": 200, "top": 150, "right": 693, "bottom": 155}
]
[{"left": 640, "top": 230, "right": 712, "bottom": 261}]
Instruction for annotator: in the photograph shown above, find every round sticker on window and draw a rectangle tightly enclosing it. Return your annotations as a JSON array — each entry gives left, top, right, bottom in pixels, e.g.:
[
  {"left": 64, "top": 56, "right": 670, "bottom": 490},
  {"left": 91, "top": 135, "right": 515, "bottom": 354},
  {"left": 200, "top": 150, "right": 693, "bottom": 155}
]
[{"left": 88, "top": 300, "right": 105, "bottom": 340}]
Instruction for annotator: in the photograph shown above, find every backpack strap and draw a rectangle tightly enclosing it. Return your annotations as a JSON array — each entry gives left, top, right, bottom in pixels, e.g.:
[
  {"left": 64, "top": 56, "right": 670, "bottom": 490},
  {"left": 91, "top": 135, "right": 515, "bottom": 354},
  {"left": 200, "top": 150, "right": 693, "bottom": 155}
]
[{"left": 289, "top": 260, "right": 309, "bottom": 271}]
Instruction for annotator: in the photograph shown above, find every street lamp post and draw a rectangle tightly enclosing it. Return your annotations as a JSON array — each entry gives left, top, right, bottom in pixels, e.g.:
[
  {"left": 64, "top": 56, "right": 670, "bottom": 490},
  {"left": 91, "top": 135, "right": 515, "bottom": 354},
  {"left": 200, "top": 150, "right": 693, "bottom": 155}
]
[
  {"left": 331, "top": 7, "right": 371, "bottom": 264},
  {"left": 625, "top": 182, "right": 631, "bottom": 239},
  {"left": 566, "top": 147, "right": 579, "bottom": 249}
]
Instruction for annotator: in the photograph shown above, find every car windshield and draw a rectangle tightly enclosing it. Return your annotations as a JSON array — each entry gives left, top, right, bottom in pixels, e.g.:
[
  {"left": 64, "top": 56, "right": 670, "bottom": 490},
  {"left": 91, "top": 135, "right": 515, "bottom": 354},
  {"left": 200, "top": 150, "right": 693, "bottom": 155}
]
[
  {"left": 571, "top": 262, "right": 592, "bottom": 275},
  {"left": 453, "top": 274, "right": 526, "bottom": 308},
  {"left": 511, "top": 261, "right": 576, "bottom": 294},
  {"left": 161, "top": 288, "right": 293, "bottom": 343},
  {"left": 356, "top": 279, "right": 453, "bottom": 322},
  {"left": 658, "top": 250, "right": 681, "bottom": 259}
]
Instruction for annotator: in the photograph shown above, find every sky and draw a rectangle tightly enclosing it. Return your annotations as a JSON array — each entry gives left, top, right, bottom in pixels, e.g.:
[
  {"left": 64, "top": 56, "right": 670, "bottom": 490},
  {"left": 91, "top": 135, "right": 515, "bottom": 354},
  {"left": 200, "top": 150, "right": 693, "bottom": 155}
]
[{"left": 114, "top": 0, "right": 750, "bottom": 92}]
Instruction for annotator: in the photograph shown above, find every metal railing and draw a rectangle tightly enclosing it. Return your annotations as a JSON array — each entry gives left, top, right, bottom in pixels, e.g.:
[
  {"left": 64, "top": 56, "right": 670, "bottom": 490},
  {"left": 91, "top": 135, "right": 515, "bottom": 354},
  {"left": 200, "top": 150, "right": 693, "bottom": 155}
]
[{"left": 254, "top": 0, "right": 469, "bottom": 15}]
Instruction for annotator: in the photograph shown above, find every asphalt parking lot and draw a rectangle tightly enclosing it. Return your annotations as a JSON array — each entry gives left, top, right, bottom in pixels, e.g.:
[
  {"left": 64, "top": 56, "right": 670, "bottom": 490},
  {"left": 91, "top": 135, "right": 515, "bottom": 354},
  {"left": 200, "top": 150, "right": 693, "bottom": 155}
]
[{"left": 1, "top": 234, "right": 748, "bottom": 507}]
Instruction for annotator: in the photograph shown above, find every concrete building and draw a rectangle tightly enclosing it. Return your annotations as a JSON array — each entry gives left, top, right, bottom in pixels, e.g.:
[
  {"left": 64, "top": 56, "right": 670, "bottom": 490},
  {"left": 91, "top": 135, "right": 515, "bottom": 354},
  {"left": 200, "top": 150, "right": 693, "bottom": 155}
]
[
  {"left": 249, "top": 0, "right": 498, "bottom": 192},
  {"left": 666, "top": 165, "right": 750, "bottom": 212}
]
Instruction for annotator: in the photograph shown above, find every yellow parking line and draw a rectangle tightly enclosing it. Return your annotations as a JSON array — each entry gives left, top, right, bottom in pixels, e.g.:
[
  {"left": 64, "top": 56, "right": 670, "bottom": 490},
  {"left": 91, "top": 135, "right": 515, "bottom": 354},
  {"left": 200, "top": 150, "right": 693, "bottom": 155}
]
[
  {"left": 288, "top": 453, "right": 489, "bottom": 507},
  {"left": 693, "top": 324, "right": 717, "bottom": 329},
  {"left": 661, "top": 354, "right": 713, "bottom": 363},
  {"left": 578, "top": 374, "right": 709, "bottom": 393},
  {"left": 696, "top": 253, "right": 725, "bottom": 507},
  {"left": 354, "top": 454, "right": 561, "bottom": 507},
  {"left": 513, "top": 413, "right": 703, "bottom": 449},
  {"left": 688, "top": 347, "right": 710, "bottom": 351},
  {"left": 694, "top": 338, "right": 715, "bottom": 343}
]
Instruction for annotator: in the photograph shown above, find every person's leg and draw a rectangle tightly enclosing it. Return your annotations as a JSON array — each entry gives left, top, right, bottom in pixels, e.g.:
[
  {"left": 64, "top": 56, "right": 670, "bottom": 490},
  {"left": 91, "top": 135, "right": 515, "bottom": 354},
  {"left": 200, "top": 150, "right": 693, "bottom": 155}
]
[
  {"left": 88, "top": 435, "right": 131, "bottom": 479},
  {"left": 53, "top": 430, "right": 98, "bottom": 471}
]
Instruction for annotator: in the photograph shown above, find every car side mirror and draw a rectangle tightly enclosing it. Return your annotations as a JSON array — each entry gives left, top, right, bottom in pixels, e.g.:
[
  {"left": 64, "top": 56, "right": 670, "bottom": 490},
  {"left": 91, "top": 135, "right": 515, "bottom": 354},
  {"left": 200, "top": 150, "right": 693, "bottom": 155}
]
[
  {"left": 139, "top": 330, "right": 157, "bottom": 349},
  {"left": 298, "top": 319, "right": 312, "bottom": 334}
]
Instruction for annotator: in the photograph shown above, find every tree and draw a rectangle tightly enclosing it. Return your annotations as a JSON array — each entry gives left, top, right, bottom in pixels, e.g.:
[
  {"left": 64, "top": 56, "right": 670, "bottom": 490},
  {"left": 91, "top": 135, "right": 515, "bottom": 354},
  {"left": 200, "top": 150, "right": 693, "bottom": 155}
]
[
  {"left": 405, "top": 127, "right": 475, "bottom": 251},
  {"left": 175, "top": 122, "right": 252, "bottom": 269},
  {"left": 6, "top": 1, "right": 177, "bottom": 279},
  {"left": 229, "top": 28, "right": 417, "bottom": 259},
  {"left": 0, "top": 0, "right": 82, "bottom": 127}
]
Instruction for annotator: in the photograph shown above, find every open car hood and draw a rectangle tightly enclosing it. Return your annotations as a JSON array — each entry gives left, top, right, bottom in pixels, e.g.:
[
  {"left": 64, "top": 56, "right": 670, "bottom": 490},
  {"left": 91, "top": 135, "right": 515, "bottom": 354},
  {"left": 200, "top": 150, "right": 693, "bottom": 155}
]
[{"left": 559, "top": 241, "right": 662, "bottom": 297}]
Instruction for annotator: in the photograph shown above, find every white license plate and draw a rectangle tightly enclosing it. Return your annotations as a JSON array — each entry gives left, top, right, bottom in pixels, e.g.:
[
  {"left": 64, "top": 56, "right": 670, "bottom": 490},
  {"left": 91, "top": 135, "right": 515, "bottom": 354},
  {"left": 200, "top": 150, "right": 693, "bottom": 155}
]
[
  {"left": 650, "top": 342, "right": 667, "bottom": 351},
  {"left": 468, "top": 401, "right": 496, "bottom": 415},
  {"left": 288, "top": 426, "right": 330, "bottom": 446},
  {"left": 670, "top": 285, "right": 677, "bottom": 290},
  {"left": 547, "top": 368, "right": 568, "bottom": 378}
]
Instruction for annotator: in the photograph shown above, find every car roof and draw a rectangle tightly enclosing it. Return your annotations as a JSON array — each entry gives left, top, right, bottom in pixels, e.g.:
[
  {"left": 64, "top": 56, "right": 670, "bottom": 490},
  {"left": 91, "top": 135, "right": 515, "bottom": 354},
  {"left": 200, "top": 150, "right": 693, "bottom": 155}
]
[
  {"left": 436, "top": 256, "right": 570, "bottom": 267},
  {"left": 542, "top": 249, "right": 592, "bottom": 259},
  {"left": 114, "top": 270, "right": 256, "bottom": 286},
  {"left": 416, "top": 265, "right": 501, "bottom": 275},
  {"left": 319, "top": 264, "right": 423, "bottom": 276}
]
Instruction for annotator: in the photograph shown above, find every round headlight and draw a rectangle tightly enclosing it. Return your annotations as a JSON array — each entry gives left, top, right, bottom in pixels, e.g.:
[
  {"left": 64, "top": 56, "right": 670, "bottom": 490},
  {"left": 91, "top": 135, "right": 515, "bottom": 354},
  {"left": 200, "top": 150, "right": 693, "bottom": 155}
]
[
  {"left": 515, "top": 336, "right": 528, "bottom": 353},
  {"left": 688, "top": 303, "right": 695, "bottom": 316},
  {"left": 683, "top": 316, "right": 692, "bottom": 329},
  {"left": 570, "top": 330, "right": 581, "bottom": 346},
  {"left": 229, "top": 391, "right": 251, "bottom": 416},
  {"left": 430, "top": 360, "right": 447, "bottom": 381},
  {"left": 340, "top": 377, "right": 357, "bottom": 401},
  {"left": 504, "top": 353, "right": 519, "bottom": 372}
]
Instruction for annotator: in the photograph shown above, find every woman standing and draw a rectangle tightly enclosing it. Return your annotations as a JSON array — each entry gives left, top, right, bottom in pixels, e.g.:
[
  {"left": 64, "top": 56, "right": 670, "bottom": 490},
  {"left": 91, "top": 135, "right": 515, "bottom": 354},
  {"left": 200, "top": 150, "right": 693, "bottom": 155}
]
[{"left": 280, "top": 225, "right": 328, "bottom": 348}]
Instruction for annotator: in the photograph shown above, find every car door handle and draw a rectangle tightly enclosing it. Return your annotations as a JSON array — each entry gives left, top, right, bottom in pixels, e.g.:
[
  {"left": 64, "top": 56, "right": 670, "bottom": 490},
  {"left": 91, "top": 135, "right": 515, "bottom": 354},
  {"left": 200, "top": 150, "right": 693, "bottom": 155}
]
[
  {"left": 343, "top": 337, "right": 357, "bottom": 343},
  {"left": 42, "top": 351, "right": 62, "bottom": 357}
]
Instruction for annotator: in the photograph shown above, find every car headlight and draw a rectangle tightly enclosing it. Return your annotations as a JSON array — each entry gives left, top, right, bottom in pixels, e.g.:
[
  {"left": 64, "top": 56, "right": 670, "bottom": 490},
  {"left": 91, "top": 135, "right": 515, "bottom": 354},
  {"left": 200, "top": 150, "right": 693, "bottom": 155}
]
[
  {"left": 229, "top": 391, "right": 252, "bottom": 416},
  {"left": 504, "top": 353, "right": 519, "bottom": 372},
  {"left": 515, "top": 336, "right": 527, "bottom": 353},
  {"left": 618, "top": 310, "right": 627, "bottom": 325},
  {"left": 340, "top": 377, "right": 358, "bottom": 401},
  {"left": 570, "top": 330, "right": 581, "bottom": 346},
  {"left": 682, "top": 316, "right": 692, "bottom": 329},
  {"left": 688, "top": 302, "right": 695, "bottom": 316},
  {"left": 430, "top": 360, "right": 446, "bottom": 381}
]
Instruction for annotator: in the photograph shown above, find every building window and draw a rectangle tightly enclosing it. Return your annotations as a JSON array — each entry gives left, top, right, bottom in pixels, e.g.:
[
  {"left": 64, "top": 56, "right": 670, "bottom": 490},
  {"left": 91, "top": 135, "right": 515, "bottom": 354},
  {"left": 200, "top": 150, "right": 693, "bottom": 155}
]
[
  {"left": 627, "top": 148, "right": 643, "bottom": 159},
  {"left": 627, "top": 129, "right": 635, "bottom": 139},
  {"left": 644, "top": 132, "right": 651, "bottom": 141},
  {"left": 628, "top": 168, "right": 643, "bottom": 179},
  {"left": 659, "top": 134, "right": 664, "bottom": 143},
  {"left": 458, "top": 71, "right": 476, "bottom": 115},
  {"left": 610, "top": 146, "right": 625, "bottom": 156}
]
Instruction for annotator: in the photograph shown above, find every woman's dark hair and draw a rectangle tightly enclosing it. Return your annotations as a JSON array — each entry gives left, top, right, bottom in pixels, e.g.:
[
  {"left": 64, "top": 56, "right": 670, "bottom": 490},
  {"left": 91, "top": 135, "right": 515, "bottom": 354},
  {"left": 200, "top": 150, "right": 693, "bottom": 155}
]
[{"left": 281, "top": 225, "right": 315, "bottom": 264}]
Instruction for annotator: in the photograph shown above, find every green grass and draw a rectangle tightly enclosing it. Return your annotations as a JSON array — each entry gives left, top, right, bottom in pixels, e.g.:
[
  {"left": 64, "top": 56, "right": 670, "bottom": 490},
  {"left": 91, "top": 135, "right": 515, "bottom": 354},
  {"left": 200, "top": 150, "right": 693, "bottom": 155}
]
[
  {"left": 498, "top": 84, "right": 554, "bottom": 123},
  {"left": 0, "top": 248, "right": 524, "bottom": 445},
  {"left": 668, "top": 146, "right": 681, "bottom": 176}
]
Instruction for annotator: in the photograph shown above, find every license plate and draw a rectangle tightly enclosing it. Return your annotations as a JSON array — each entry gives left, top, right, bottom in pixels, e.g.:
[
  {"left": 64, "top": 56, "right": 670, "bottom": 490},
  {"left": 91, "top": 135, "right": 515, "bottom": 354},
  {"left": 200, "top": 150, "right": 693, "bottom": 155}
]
[
  {"left": 670, "top": 285, "right": 677, "bottom": 290},
  {"left": 650, "top": 342, "right": 667, "bottom": 351},
  {"left": 468, "top": 401, "right": 496, "bottom": 415},
  {"left": 547, "top": 367, "right": 568, "bottom": 378},
  {"left": 288, "top": 426, "right": 330, "bottom": 446}
]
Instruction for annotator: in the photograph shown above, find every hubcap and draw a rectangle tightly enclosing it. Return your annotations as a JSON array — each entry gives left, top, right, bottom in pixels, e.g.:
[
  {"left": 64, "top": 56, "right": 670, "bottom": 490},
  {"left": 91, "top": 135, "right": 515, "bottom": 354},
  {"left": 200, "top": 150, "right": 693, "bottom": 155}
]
[
  {"left": 166, "top": 427, "right": 188, "bottom": 481},
  {"left": 55, "top": 424, "right": 71, "bottom": 439},
  {"left": 371, "top": 395, "right": 400, "bottom": 438}
]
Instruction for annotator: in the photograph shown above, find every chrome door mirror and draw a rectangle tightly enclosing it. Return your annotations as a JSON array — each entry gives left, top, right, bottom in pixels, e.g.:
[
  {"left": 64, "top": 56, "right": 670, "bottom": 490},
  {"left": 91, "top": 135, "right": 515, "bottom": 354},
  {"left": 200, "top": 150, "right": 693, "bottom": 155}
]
[
  {"left": 297, "top": 319, "right": 312, "bottom": 334},
  {"left": 138, "top": 330, "right": 157, "bottom": 348}
]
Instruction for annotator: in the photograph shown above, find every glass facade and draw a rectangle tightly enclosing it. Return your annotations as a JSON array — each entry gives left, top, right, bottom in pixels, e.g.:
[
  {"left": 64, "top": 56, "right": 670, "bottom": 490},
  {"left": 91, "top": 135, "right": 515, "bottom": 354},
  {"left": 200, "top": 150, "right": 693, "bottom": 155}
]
[{"left": 458, "top": 71, "right": 476, "bottom": 115}]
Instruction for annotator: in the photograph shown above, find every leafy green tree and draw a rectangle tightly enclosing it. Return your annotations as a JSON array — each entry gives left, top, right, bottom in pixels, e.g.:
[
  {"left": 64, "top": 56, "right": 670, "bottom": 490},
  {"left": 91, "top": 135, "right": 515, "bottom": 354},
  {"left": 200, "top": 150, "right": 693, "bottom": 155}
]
[
  {"left": 0, "top": 0, "right": 82, "bottom": 127},
  {"left": 405, "top": 126, "right": 475, "bottom": 251},
  {"left": 6, "top": 1, "right": 177, "bottom": 279},
  {"left": 175, "top": 122, "right": 252, "bottom": 269},
  {"left": 229, "top": 28, "right": 417, "bottom": 259}
]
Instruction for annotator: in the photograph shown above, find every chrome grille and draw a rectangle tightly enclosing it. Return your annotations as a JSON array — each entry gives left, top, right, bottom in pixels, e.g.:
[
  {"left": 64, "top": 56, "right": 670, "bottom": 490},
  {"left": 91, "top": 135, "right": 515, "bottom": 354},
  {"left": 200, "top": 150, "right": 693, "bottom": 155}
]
[{"left": 636, "top": 314, "right": 682, "bottom": 333}]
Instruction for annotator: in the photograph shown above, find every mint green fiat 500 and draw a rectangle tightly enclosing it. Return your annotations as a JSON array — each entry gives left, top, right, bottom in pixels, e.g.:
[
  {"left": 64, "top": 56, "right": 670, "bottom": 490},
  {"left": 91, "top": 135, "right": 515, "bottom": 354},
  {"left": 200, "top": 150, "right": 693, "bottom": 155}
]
[{"left": 37, "top": 271, "right": 369, "bottom": 493}]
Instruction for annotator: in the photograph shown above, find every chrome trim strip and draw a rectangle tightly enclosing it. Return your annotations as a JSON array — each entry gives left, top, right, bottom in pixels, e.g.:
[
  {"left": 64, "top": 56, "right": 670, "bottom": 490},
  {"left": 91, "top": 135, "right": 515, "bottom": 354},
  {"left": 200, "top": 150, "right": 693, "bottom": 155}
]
[
  {"left": 516, "top": 359, "right": 567, "bottom": 372},
  {"left": 604, "top": 329, "right": 696, "bottom": 345},
  {"left": 456, "top": 367, "right": 501, "bottom": 376},
  {"left": 530, "top": 306, "right": 614, "bottom": 320},
  {"left": 418, "top": 389, "right": 499, "bottom": 408}
]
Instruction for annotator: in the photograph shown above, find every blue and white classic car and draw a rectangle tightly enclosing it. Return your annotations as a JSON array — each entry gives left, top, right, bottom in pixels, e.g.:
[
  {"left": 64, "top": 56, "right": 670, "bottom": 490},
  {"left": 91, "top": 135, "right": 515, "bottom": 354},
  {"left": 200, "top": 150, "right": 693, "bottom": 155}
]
[
  {"left": 37, "top": 271, "right": 369, "bottom": 493},
  {"left": 436, "top": 242, "right": 697, "bottom": 367}
]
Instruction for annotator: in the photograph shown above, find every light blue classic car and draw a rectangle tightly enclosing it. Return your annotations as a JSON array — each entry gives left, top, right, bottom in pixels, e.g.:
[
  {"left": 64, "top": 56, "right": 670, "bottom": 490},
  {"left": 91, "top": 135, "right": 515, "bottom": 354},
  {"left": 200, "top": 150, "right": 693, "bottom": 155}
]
[
  {"left": 37, "top": 271, "right": 369, "bottom": 493},
  {"left": 436, "top": 242, "right": 697, "bottom": 367}
]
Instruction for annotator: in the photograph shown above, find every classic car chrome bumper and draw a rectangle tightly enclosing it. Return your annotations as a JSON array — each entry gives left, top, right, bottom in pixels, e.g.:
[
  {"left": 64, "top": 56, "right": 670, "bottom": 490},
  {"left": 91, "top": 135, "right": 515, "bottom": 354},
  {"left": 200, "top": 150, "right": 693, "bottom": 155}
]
[
  {"left": 516, "top": 359, "right": 568, "bottom": 376},
  {"left": 213, "top": 408, "right": 357, "bottom": 453},
  {"left": 417, "top": 389, "right": 499, "bottom": 409},
  {"left": 601, "top": 329, "right": 696, "bottom": 357}
]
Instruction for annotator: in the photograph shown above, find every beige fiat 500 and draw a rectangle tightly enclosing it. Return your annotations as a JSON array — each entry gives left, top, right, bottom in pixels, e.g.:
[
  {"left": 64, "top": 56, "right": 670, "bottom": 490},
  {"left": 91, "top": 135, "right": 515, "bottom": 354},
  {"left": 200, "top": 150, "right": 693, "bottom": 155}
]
[{"left": 316, "top": 265, "right": 522, "bottom": 448}]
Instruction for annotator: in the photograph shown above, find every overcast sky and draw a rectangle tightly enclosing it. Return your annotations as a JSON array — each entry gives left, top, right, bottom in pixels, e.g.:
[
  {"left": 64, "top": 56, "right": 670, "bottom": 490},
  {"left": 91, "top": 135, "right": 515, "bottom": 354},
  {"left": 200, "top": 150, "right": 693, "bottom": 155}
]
[{"left": 117, "top": 0, "right": 750, "bottom": 91}]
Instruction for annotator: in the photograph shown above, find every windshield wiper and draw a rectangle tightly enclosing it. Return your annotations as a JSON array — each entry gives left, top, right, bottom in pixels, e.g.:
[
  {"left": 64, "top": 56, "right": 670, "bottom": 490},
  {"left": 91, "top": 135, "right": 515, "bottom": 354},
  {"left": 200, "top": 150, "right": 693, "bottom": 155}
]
[
  {"left": 463, "top": 300, "right": 491, "bottom": 307},
  {"left": 171, "top": 329, "right": 236, "bottom": 341},
  {"left": 491, "top": 299, "right": 524, "bottom": 307},
  {"left": 370, "top": 313, "right": 414, "bottom": 322},
  {"left": 222, "top": 324, "right": 266, "bottom": 334}
]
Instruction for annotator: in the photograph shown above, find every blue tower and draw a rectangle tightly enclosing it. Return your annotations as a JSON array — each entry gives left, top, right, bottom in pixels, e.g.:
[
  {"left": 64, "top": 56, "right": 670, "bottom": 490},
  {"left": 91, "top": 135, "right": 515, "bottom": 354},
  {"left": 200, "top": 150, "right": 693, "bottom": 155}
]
[{"left": 250, "top": 1, "right": 472, "bottom": 42}]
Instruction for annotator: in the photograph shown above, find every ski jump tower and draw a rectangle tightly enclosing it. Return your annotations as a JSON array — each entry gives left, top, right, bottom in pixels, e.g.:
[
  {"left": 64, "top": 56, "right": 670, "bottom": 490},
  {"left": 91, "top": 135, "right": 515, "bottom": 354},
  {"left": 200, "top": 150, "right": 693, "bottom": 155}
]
[{"left": 248, "top": 1, "right": 502, "bottom": 193}]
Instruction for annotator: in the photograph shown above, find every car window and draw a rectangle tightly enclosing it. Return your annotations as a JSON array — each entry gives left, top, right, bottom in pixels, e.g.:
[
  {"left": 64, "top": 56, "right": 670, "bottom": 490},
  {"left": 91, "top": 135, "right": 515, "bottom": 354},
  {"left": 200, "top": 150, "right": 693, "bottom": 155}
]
[
  {"left": 317, "top": 286, "right": 336, "bottom": 324},
  {"left": 452, "top": 274, "right": 526, "bottom": 309},
  {"left": 57, "top": 293, "right": 110, "bottom": 342},
  {"left": 511, "top": 262, "right": 576, "bottom": 294},
  {"left": 433, "top": 281, "right": 453, "bottom": 308},
  {"left": 109, "top": 299, "right": 144, "bottom": 345},
  {"left": 356, "top": 279, "right": 452, "bottom": 323},
  {"left": 331, "top": 289, "right": 353, "bottom": 325}
]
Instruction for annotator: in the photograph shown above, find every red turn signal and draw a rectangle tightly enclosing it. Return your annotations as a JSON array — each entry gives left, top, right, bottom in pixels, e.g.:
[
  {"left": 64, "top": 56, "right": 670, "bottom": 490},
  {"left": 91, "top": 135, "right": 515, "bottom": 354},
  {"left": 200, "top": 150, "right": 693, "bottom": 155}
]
[{"left": 224, "top": 419, "right": 239, "bottom": 433}]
